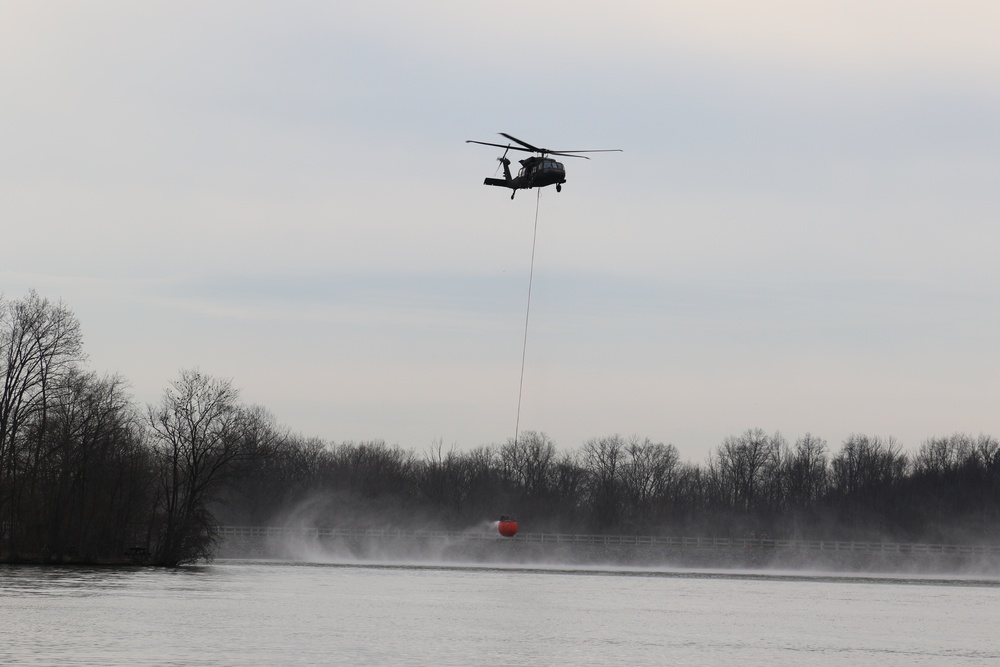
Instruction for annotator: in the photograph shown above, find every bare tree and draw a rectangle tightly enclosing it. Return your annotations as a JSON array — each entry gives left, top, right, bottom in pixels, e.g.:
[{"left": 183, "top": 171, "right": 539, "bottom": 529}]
[
  {"left": 973, "top": 434, "right": 1000, "bottom": 471},
  {"left": 500, "top": 431, "right": 556, "bottom": 497},
  {"left": 783, "top": 433, "right": 829, "bottom": 508},
  {"left": 549, "top": 450, "right": 587, "bottom": 525},
  {"left": 215, "top": 405, "right": 290, "bottom": 526},
  {"left": 417, "top": 440, "right": 469, "bottom": 518},
  {"left": 334, "top": 440, "right": 416, "bottom": 499},
  {"left": 914, "top": 433, "right": 975, "bottom": 477},
  {"left": 829, "top": 433, "right": 908, "bottom": 538},
  {"left": 709, "top": 428, "right": 783, "bottom": 514},
  {"left": 831, "top": 434, "right": 907, "bottom": 498},
  {"left": 34, "top": 371, "right": 152, "bottom": 560},
  {"left": 0, "top": 291, "right": 84, "bottom": 553},
  {"left": 582, "top": 435, "right": 625, "bottom": 529},
  {"left": 147, "top": 369, "right": 243, "bottom": 565},
  {"left": 618, "top": 437, "right": 680, "bottom": 526}
]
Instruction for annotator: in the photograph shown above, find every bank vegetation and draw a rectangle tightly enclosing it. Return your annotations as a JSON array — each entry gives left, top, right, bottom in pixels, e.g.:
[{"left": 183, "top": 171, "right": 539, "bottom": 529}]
[{"left": 2, "top": 291, "right": 998, "bottom": 565}]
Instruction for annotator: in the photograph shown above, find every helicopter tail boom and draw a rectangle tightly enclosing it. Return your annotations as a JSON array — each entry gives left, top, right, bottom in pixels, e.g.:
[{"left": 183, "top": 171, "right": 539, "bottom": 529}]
[{"left": 483, "top": 177, "right": 512, "bottom": 188}]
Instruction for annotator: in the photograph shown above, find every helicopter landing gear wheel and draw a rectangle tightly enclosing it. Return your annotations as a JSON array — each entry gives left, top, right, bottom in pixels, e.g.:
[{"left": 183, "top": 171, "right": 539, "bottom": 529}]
[{"left": 556, "top": 184, "right": 562, "bottom": 192}]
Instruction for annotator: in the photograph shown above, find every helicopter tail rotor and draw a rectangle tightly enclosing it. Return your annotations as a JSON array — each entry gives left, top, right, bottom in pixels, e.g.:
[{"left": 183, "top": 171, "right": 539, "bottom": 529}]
[
  {"left": 493, "top": 145, "right": 511, "bottom": 176},
  {"left": 491, "top": 145, "right": 513, "bottom": 183}
]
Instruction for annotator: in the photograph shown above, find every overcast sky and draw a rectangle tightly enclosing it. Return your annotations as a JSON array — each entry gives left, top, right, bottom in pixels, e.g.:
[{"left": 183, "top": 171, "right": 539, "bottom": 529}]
[{"left": 2, "top": 1, "right": 998, "bottom": 460}]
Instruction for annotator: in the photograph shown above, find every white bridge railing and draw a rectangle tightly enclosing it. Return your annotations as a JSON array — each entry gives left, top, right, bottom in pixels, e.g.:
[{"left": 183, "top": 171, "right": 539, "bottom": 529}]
[{"left": 215, "top": 526, "right": 1000, "bottom": 556}]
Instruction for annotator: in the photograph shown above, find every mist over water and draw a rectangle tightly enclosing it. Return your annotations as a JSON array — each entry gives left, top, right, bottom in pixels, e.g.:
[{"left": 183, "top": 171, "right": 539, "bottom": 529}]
[
  {"left": 221, "top": 499, "right": 1000, "bottom": 578},
  {"left": 266, "top": 521, "right": 505, "bottom": 566}
]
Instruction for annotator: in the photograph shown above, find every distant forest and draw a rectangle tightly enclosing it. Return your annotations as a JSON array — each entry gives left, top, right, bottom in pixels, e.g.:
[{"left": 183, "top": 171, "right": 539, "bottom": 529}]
[{"left": 2, "top": 290, "right": 999, "bottom": 566}]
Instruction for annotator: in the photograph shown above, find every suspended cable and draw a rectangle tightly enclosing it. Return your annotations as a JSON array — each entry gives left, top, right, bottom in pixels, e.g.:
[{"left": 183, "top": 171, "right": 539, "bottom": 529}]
[{"left": 513, "top": 189, "right": 542, "bottom": 448}]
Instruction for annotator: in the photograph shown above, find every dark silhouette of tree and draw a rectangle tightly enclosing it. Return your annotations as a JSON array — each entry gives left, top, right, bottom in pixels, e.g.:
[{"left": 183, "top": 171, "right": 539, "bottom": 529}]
[
  {"left": 9, "top": 370, "right": 153, "bottom": 561},
  {"left": 667, "top": 463, "right": 708, "bottom": 534},
  {"left": 147, "top": 370, "right": 244, "bottom": 565},
  {"left": 905, "top": 433, "right": 1000, "bottom": 542},
  {"left": 46, "top": 372, "right": 151, "bottom": 559},
  {"left": 781, "top": 433, "right": 829, "bottom": 537},
  {"left": 0, "top": 291, "right": 84, "bottom": 556},
  {"left": 709, "top": 429, "right": 783, "bottom": 514},
  {"left": 417, "top": 440, "right": 469, "bottom": 519},
  {"left": 461, "top": 445, "right": 507, "bottom": 521},
  {"left": 784, "top": 433, "right": 829, "bottom": 507},
  {"left": 582, "top": 435, "right": 625, "bottom": 530},
  {"left": 500, "top": 431, "right": 556, "bottom": 498},
  {"left": 548, "top": 450, "right": 587, "bottom": 530},
  {"left": 619, "top": 437, "right": 680, "bottom": 529},
  {"left": 829, "top": 433, "right": 908, "bottom": 539},
  {"left": 212, "top": 406, "right": 297, "bottom": 526}
]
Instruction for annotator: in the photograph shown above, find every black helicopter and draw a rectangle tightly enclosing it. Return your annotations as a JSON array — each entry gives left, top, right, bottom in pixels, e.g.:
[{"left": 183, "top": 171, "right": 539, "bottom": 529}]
[{"left": 467, "top": 133, "right": 621, "bottom": 199}]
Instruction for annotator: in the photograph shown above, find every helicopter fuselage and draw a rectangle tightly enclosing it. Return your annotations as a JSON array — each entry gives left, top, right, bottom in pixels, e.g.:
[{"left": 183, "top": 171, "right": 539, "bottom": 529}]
[{"left": 484, "top": 156, "right": 566, "bottom": 192}]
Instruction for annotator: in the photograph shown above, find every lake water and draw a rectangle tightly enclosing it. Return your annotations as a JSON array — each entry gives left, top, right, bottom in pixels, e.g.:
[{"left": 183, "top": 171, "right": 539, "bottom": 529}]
[{"left": 1, "top": 559, "right": 998, "bottom": 665}]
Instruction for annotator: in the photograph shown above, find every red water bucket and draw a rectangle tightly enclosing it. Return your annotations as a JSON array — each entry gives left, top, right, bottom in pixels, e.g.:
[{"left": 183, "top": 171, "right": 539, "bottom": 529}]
[{"left": 498, "top": 520, "right": 518, "bottom": 537}]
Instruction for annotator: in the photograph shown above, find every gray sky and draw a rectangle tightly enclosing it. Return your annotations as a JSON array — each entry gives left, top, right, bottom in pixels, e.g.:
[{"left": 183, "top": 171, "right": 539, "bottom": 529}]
[{"left": 2, "top": 1, "right": 999, "bottom": 460}]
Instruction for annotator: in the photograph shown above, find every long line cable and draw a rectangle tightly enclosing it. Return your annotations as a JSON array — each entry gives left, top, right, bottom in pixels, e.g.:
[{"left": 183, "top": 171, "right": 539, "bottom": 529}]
[{"left": 513, "top": 188, "right": 542, "bottom": 447}]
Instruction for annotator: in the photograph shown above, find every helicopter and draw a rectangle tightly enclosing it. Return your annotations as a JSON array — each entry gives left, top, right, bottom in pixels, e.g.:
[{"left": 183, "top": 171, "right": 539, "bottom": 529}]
[{"left": 466, "top": 133, "right": 621, "bottom": 199}]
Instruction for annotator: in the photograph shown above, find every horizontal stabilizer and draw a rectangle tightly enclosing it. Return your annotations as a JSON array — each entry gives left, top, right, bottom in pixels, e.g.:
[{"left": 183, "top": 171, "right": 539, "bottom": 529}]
[{"left": 484, "top": 178, "right": 511, "bottom": 188}]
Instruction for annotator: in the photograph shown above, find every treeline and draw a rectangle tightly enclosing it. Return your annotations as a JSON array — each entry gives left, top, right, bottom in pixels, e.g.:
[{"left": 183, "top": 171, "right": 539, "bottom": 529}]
[
  {"left": 216, "top": 429, "right": 1000, "bottom": 546},
  {"left": 3, "top": 291, "right": 1000, "bottom": 567}
]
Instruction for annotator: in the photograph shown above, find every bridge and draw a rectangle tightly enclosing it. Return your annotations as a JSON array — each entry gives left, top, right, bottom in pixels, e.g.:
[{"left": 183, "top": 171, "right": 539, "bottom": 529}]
[{"left": 215, "top": 526, "right": 1000, "bottom": 557}]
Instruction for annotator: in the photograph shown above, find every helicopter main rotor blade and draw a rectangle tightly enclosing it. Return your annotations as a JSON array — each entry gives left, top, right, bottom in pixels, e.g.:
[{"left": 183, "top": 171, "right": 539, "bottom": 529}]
[
  {"left": 549, "top": 149, "right": 624, "bottom": 154},
  {"left": 500, "top": 133, "right": 622, "bottom": 157},
  {"left": 469, "top": 135, "right": 623, "bottom": 160},
  {"left": 498, "top": 133, "right": 544, "bottom": 153},
  {"left": 466, "top": 140, "right": 535, "bottom": 153}
]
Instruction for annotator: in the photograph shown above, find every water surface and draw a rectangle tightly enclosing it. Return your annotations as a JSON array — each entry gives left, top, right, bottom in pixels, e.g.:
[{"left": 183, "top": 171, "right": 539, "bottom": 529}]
[{"left": 2, "top": 560, "right": 997, "bottom": 665}]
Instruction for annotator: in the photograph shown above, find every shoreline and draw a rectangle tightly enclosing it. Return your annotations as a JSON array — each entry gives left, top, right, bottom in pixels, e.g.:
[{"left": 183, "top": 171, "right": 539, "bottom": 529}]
[{"left": 215, "top": 532, "right": 1000, "bottom": 577}]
